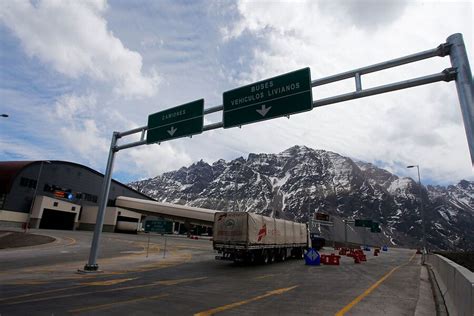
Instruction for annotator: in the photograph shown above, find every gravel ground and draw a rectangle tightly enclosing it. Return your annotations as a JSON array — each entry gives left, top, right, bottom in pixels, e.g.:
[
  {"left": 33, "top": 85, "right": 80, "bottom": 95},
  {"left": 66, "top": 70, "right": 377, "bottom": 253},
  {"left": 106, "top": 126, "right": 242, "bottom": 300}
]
[{"left": 0, "top": 231, "right": 55, "bottom": 249}]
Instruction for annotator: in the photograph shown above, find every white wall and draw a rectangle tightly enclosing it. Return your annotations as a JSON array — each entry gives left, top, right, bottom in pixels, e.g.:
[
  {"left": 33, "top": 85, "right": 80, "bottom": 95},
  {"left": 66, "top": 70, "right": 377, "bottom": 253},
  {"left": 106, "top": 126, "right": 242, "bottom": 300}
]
[
  {"left": 426, "top": 254, "right": 474, "bottom": 316},
  {"left": 31, "top": 195, "right": 80, "bottom": 223},
  {"left": 80, "top": 206, "right": 141, "bottom": 226}
]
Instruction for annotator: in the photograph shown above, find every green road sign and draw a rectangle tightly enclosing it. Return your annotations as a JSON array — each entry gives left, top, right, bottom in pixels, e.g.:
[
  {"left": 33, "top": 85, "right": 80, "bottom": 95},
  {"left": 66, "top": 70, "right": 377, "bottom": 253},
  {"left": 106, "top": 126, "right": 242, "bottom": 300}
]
[
  {"left": 147, "top": 99, "right": 204, "bottom": 144},
  {"left": 223, "top": 68, "right": 312, "bottom": 128},
  {"left": 144, "top": 219, "right": 172, "bottom": 233},
  {"left": 371, "top": 222, "right": 381, "bottom": 233},
  {"left": 355, "top": 219, "right": 373, "bottom": 228}
]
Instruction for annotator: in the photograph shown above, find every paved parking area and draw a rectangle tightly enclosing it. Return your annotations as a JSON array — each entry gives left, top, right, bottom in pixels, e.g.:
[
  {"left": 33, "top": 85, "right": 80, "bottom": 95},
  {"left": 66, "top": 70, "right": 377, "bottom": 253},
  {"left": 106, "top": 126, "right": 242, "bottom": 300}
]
[{"left": 0, "top": 229, "right": 429, "bottom": 315}]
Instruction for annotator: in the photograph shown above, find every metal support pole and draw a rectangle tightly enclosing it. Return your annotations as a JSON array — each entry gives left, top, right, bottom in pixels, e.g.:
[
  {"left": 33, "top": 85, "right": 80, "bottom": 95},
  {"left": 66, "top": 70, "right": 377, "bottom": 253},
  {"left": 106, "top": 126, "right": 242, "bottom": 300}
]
[
  {"left": 416, "top": 166, "right": 427, "bottom": 264},
  {"left": 163, "top": 236, "right": 167, "bottom": 258},
  {"left": 313, "top": 69, "right": 456, "bottom": 108},
  {"left": 355, "top": 73, "right": 362, "bottom": 92},
  {"left": 308, "top": 199, "right": 311, "bottom": 225},
  {"left": 447, "top": 33, "right": 474, "bottom": 165},
  {"left": 146, "top": 233, "right": 150, "bottom": 258},
  {"left": 344, "top": 220, "right": 348, "bottom": 247},
  {"left": 25, "top": 161, "right": 45, "bottom": 231},
  {"left": 83, "top": 131, "right": 119, "bottom": 271},
  {"left": 233, "top": 174, "right": 237, "bottom": 212}
]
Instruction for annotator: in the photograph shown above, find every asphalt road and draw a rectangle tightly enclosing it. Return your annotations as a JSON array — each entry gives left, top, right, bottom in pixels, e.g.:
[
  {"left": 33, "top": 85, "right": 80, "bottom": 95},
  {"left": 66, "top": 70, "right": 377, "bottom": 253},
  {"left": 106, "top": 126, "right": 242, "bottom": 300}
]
[{"left": 0, "top": 229, "right": 425, "bottom": 315}]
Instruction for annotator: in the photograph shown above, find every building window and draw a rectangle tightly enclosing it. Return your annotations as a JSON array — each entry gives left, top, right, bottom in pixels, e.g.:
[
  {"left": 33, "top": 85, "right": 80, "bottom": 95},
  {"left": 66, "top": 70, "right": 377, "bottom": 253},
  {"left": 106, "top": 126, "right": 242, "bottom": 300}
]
[
  {"left": 20, "top": 177, "right": 29, "bottom": 187},
  {"left": 28, "top": 179, "right": 37, "bottom": 188},
  {"left": 20, "top": 177, "right": 37, "bottom": 188},
  {"left": 53, "top": 202, "right": 58, "bottom": 207}
]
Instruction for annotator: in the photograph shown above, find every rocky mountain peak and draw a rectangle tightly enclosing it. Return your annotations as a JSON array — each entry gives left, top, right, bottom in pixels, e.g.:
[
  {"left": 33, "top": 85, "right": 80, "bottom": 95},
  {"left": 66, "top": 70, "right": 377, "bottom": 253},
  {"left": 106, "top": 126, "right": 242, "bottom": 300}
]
[{"left": 129, "top": 146, "right": 474, "bottom": 251}]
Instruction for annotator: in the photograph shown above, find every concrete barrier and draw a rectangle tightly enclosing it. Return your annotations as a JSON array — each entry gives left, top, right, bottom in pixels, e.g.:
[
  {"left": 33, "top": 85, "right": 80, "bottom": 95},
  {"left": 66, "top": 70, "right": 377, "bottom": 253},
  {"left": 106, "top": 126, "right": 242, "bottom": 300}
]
[{"left": 426, "top": 254, "right": 474, "bottom": 316}]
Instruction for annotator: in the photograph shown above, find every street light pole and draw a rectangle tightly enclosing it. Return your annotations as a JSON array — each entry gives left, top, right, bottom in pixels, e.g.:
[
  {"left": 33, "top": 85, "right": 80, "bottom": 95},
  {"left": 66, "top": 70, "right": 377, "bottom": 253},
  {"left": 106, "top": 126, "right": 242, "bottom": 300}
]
[
  {"left": 407, "top": 165, "right": 427, "bottom": 263},
  {"left": 25, "top": 161, "right": 50, "bottom": 232}
]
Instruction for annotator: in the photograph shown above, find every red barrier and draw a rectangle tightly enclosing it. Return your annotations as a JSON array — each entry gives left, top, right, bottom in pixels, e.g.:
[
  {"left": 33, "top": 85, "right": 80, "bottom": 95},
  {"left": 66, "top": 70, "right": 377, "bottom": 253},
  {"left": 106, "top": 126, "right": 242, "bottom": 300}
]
[
  {"left": 320, "top": 254, "right": 341, "bottom": 265},
  {"left": 329, "top": 254, "right": 340, "bottom": 265},
  {"left": 320, "top": 254, "right": 327, "bottom": 264},
  {"left": 354, "top": 255, "right": 361, "bottom": 264}
]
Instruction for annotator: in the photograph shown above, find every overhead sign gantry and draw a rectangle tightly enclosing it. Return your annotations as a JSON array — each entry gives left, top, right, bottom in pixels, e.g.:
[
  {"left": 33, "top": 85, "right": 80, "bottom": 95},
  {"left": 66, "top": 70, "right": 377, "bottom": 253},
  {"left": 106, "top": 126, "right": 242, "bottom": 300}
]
[{"left": 82, "top": 33, "right": 473, "bottom": 272}]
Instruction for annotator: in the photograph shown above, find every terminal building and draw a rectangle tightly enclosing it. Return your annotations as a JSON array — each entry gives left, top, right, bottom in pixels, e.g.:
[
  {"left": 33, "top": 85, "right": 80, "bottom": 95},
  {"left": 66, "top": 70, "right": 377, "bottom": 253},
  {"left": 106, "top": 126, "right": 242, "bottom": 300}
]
[
  {"left": 0, "top": 161, "right": 153, "bottom": 232},
  {"left": 0, "top": 160, "right": 216, "bottom": 234}
]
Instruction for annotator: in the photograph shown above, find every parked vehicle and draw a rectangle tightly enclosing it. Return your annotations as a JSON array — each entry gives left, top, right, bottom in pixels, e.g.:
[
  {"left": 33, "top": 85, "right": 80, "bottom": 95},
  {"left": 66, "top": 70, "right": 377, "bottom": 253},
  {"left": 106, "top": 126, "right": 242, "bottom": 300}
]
[{"left": 213, "top": 212, "right": 308, "bottom": 264}]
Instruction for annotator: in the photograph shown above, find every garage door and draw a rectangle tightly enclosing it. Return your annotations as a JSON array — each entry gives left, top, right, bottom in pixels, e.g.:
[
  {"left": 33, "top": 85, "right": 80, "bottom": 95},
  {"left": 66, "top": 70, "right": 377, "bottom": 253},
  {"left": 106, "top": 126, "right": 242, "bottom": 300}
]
[{"left": 39, "top": 208, "right": 75, "bottom": 230}]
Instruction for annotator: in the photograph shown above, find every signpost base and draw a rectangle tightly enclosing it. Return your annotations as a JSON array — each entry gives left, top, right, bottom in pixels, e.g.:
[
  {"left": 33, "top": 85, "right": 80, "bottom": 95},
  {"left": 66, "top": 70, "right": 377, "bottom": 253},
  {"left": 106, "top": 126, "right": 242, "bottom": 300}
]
[{"left": 77, "top": 265, "right": 103, "bottom": 274}]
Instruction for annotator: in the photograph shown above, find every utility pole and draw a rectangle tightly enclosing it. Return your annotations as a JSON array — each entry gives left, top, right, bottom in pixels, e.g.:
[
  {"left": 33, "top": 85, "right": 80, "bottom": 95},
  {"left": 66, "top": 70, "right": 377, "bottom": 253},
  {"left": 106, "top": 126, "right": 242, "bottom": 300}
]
[{"left": 407, "top": 165, "right": 427, "bottom": 264}]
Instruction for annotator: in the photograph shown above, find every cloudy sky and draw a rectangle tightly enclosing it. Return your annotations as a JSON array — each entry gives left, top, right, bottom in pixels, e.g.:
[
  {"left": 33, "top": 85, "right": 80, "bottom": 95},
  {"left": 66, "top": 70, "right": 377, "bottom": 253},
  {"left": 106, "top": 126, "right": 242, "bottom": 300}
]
[{"left": 0, "top": 0, "right": 472, "bottom": 185}]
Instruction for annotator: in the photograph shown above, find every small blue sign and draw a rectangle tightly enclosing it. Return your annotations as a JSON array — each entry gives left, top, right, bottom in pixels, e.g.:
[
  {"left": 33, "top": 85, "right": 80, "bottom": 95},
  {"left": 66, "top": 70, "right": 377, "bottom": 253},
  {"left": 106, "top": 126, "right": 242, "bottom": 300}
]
[
  {"left": 382, "top": 245, "right": 388, "bottom": 251},
  {"left": 67, "top": 193, "right": 74, "bottom": 200},
  {"left": 364, "top": 246, "right": 371, "bottom": 251},
  {"left": 304, "top": 248, "right": 320, "bottom": 266}
]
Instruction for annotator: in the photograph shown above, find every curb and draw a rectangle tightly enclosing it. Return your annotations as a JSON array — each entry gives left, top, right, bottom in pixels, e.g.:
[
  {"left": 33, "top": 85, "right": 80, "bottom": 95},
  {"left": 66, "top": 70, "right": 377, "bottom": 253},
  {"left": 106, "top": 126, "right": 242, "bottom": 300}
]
[{"left": 426, "top": 264, "right": 448, "bottom": 316}]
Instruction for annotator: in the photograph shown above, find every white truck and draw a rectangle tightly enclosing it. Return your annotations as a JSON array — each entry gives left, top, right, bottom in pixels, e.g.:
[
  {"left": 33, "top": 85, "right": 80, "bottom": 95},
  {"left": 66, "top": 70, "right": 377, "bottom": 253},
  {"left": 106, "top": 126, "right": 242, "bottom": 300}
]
[{"left": 213, "top": 211, "right": 308, "bottom": 264}]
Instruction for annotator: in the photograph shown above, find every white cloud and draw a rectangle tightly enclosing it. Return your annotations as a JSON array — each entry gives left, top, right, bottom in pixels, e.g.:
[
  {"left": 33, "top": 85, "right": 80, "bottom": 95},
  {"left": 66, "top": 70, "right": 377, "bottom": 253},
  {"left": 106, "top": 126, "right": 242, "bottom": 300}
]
[
  {"left": 1, "top": 0, "right": 472, "bottom": 185},
  {"left": 125, "top": 143, "right": 193, "bottom": 178},
  {"left": 0, "top": 0, "right": 159, "bottom": 98},
  {"left": 214, "top": 0, "right": 473, "bottom": 183},
  {"left": 49, "top": 94, "right": 109, "bottom": 166}
]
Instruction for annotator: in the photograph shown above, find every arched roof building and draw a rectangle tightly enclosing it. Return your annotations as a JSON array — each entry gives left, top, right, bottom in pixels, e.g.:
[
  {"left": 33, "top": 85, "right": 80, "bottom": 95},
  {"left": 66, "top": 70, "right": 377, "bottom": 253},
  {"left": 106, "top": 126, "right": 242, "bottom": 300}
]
[{"left": 0, "top": 160, "right": 153, "bottom": 231}]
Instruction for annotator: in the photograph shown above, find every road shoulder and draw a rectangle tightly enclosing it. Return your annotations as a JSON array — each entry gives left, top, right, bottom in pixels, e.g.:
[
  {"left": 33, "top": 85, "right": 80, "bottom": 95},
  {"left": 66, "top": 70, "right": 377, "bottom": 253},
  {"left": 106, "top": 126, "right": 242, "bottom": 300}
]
[{"left": 414, "top": 265, "right": 437, "bottom": 316}]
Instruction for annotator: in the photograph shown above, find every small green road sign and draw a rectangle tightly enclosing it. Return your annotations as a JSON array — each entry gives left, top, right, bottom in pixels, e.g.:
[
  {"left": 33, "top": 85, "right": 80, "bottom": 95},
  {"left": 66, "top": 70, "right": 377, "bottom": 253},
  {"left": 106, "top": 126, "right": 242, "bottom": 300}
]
[
  {"left": 144, "top": 219, "right": 172, "bottom": 233},
  {"left": 223, "top": 68, "right": 312, "bottom": 128},
  {"left": 355, "top": 219, "right": 373, "bottom": 228},
  {"left": 371, "top": 222, "right": 381, "bottom": 233},
  {"left": 147, "top": 99, "right": 204, "bottom": 144}
]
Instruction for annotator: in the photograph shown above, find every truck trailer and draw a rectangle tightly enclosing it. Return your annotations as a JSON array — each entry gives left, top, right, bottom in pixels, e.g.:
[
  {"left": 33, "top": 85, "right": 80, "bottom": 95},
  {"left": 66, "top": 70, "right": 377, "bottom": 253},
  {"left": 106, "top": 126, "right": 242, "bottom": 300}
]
[{"left": 213, "top": 212, "right": 308, "bottom": 264}]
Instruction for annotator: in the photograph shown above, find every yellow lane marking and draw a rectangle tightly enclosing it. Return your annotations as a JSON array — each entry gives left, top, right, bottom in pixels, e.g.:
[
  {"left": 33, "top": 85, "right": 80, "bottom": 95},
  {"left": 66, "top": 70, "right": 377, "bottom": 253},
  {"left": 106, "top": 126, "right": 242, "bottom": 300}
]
[
  {"left": 335, "top": 252, "right": 417, "bottom": 316},
  {"left": 80, "top": 278, "right": 137, "bottom": 286},
  {"left": 63, "top": 236, "right": 77, "bottom": 246},
  {"left": 69, "top": 293, "right": 169, "bottom": 314},
  {"left": 1, "top": 245, "right": 190, "bottom": 278},
  {"left": 3, "top": 276, "right": 207, "bottom": 306},
  {"left": 0, "top": 285, "right": 85, "bottom": 302},
  {"left": 156, "top": 277, "right": 207, "bottom": 286},
  {"left": 194, "top": 285, "right": 299, "bottom": 316},
  {"left": 6, "top": 280, "right": 49, "bottom": 285},
  {"left": 1, "top": 277, "right": 136, "bottom": 302}
]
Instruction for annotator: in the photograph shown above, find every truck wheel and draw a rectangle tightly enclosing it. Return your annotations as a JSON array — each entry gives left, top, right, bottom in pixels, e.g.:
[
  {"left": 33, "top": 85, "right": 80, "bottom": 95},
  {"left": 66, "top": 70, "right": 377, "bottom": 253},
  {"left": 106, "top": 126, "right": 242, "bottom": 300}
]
[
  {"left": 280, "top": 250, "right": 286, "bottom": 262},
  {"left": 247, "top": 252, "right": 256, "bottom": 265},
  {"left": 269, "top": 250, "right": 275, "bottom": 264},
  {"left": 262, "top": 251, "right": 269, "bottom": 264}
]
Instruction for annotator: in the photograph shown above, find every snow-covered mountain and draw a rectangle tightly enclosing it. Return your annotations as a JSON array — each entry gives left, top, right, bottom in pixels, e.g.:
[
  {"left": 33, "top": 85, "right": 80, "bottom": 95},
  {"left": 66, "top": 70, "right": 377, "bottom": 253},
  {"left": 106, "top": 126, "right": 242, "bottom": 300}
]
[{"left": 129, "top": 145, "right": 474, "bottom": 251}]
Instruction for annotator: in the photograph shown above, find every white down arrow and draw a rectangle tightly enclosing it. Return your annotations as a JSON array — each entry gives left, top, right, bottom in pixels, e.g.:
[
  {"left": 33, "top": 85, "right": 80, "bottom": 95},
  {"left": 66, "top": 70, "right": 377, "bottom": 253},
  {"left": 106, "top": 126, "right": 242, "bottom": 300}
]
[
  {"left": 167, "top": 126, "right": 177, "bottom": 136},
  {"left": 256, "top": 104, "right": 271, "bottom": 117}
]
